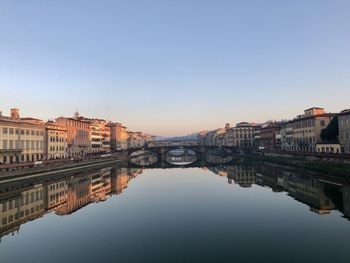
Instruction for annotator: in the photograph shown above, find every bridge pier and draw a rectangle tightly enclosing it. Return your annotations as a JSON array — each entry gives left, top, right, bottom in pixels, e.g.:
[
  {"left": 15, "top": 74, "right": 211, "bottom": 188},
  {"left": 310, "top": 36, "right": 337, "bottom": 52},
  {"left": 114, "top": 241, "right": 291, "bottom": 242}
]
[{"left": 160, "top": 148, "right": 166, "bottom": 163}]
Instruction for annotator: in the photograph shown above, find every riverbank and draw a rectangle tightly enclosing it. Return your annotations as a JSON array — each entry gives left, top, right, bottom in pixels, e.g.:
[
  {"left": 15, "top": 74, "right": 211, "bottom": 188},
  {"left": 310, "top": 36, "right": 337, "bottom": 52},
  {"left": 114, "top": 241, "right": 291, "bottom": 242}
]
[
  {"left": 247, "top": 153, "right": 350, "bottom": 178},
  {"left": 0, "top": 152, "right": 128, "bottom": 182}
]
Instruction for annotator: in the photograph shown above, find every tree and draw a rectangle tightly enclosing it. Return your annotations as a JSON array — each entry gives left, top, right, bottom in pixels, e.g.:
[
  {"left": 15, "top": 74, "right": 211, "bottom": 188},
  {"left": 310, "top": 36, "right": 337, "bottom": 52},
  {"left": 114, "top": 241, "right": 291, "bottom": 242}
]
[{"left": 321, "top": 117, "right": 339, "bottom": 143}]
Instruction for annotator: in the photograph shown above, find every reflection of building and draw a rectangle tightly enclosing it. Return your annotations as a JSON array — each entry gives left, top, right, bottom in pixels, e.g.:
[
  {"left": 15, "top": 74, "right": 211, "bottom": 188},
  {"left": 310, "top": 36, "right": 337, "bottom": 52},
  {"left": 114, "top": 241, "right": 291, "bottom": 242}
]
[
  {"left": 209, "top": 164, "right": 256, "bottom": 187},
  {"left": 45, "top": 180, "right": 67, "bottom": 210},
  {"left": 206, "top": 149, "right": 233, "bottom": 164},
  {"left": 255, "top": 165, "right": 284, "bottom": 192},
  {"left": 0, "top": 166, "right": 144, "bottom": 241},
  {"left": 342, "top": 186, "right": 350, "bottom": 219},
  {"left": 91, "top": 168, "right": 111, "bottom": 202},
  {"left": 277, "top": 172, "right": 335, "bottom": 214},
  {"left": 0, "top": 108, "right": 45, "bottom": 163},
  {"left": 0, "top": 184, "right": 45, "bottom": 240},
  {"left": 227, "top": 164, "right": 256, "bottom": 187},
  {"left": 55, "top": 175, "right": 91, "bottom": 215}
]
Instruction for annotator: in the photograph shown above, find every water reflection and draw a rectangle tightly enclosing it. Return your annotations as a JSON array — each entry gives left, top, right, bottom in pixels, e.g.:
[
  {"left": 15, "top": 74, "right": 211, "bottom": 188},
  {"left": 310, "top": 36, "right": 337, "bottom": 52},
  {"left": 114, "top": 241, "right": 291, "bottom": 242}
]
[
  {"left": 1, "top": 162, "right": 350, "bottom": 243},
  {"left": 206, "top": 148, "right": 234, "bottom": 164},
  {"left": 210, "top": 164, "right": 350, "bottom": 217},
  {"left": 130, "top": 150, "right": 158, "bottom": 166},
  {"left": 166, "top": 149, "right": 196, "bottom": 165},
  {"left": 0, "top": 167, "right": 142, "bottom": 240}
]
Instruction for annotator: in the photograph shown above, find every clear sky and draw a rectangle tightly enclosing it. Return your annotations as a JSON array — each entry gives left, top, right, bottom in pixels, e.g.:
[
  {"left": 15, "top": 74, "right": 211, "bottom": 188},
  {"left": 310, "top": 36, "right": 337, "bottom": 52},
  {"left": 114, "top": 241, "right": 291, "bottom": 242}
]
[{"left": 1, "top": 0, "right": 349, "bottom": 136}]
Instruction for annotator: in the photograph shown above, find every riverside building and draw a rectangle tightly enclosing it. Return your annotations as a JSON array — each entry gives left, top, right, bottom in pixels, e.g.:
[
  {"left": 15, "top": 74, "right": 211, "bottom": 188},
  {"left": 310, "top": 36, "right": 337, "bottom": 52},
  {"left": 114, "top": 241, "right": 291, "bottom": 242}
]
[
  {"left": 338, "top": 109, "right": 350, "bottom": 153},
  {"left": 0, "top": 109, "right": 45, "bottom": 163},
  {"left": 44, "top": 121, "right": 68, "bottom": 160},
  {"left": 55, "top": 113, "right": 91, "bottom": 157},
  {"left": 281, "top": 107, "right": 336, "bottom": 152}
]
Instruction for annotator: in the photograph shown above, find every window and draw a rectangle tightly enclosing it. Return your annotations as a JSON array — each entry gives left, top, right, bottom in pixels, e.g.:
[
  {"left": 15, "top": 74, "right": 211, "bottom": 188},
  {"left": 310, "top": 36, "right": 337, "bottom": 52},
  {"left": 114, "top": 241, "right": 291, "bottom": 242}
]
[
  {"left": 320, "top": 120, "right": 325, "bottom": 126},
  {"left": 2, "top": 127, "right": 8, "bottom": 134},
  {"left": 9, "top": 128, "right": 14, "bottom": 134},
  {"left": 2, "top": 203, "right": 7, "bottom": 212}
]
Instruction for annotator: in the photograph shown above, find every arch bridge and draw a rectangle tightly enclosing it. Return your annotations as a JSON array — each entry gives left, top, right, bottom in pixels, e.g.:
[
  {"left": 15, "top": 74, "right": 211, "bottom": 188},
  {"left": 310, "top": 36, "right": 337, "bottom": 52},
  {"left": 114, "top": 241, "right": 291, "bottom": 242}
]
[{"left": 129, "top": 140, "right": 241, "bottom": 165}]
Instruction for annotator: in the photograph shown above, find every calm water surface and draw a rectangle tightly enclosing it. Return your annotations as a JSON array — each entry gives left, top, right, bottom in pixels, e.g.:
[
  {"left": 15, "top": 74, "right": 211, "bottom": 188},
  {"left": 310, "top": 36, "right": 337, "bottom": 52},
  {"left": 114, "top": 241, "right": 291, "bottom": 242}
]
[{"left": 1, "top": 163, "right": 350, "bottom": 262}]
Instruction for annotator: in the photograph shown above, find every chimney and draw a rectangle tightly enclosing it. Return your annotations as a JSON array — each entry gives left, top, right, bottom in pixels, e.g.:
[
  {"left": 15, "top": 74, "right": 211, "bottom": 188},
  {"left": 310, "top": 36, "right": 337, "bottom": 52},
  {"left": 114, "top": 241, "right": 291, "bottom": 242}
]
[{"left": 11, "top": 108, "right": 19, "bottom": 120}]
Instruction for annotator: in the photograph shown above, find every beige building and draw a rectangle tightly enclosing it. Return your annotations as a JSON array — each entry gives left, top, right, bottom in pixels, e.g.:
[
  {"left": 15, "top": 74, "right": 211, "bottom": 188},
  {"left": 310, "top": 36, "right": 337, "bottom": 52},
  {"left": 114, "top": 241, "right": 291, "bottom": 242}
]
[
  {"left": 107, "top": 122, "right": 129, "bottom": 150},
  {"left": 0, "top": 109, "right": 45, "bottom": 163},
  {"left": 89, "top": 119, "right": 111, "bottom": 153},
  {"left": 127, "top": 132, "right": 155, "bottom": 149},
  {"left": 285, "top": 107, "right": 335, "bottom": 152},
  {"left": 281, "top": 125, "right": 294, "bottom": 151},
  {"left": 225, "top": 122, "right": 255, "bottom": 148},
  {"left": 55, "top": 115, "right": 91, "bottom": 157},
  {"left": 339, "top": 110, "right": 350, "bottom": 153},
  {"left": 44, "top": 121, "right": 68, "bottom": 160},
  {"left": 316, "top": 143, "right": 341, "bottom": 154}
]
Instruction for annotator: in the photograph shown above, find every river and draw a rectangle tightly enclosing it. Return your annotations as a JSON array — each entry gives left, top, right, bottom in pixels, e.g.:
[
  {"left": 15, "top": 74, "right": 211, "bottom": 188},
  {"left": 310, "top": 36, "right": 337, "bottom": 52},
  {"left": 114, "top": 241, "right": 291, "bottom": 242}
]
[{"left": 0, "top": 161, "right": 350, "bottom": 262}]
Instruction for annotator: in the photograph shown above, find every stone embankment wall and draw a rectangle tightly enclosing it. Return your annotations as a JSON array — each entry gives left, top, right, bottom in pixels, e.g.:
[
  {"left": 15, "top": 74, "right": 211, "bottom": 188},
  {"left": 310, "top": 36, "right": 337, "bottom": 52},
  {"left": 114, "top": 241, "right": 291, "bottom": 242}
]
[{"left": 0, "top": 152, "right": 128, "bottom": 180}]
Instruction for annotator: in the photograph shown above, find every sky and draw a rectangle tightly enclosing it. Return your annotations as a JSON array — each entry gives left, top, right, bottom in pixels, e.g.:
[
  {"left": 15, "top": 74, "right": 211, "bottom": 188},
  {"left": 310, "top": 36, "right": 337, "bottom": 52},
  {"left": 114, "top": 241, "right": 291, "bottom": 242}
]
[{"left": 0, "top": 0, "right": 350, "bottom": 136}]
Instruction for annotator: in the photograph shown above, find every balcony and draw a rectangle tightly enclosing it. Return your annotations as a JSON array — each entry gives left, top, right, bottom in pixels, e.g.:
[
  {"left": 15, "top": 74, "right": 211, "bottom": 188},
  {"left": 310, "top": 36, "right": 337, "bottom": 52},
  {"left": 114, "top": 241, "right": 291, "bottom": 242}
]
[{"left": 0, "top": 148, "right": 23, "bottom": 153}]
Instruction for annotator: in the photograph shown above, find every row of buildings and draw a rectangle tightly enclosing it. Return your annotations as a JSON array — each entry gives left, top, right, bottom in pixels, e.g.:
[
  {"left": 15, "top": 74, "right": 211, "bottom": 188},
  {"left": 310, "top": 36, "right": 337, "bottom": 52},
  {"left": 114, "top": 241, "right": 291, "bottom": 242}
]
[
  {"left": 201, "top": 107, "right": 350, "bottom": 154},
  {"left": 0, "top": 108, "right": 155, "bottom": 164}
]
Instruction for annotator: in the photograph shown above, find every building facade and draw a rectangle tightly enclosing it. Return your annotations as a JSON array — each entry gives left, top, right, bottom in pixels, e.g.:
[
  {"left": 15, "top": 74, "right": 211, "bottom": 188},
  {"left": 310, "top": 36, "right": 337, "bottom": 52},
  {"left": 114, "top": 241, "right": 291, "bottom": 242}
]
[
  {"left": 89, "top": 119, "right": 111, "bottom": 153},
  {"left": 254, "top": 122, "right": 283, "bottom": 150},
  {"left": 280, "top": 125, "right": 294, "bottom": 151},
  {"left": 0, "top": 109, "right": 45, "bottom": 163},
  {"left": 338, "top": 110, "right": 350, "bottom": 153},
  {"left": 44, "top": 121, "right": 68, "bottom": 160},
  {"left": 285, "top": 108, "right": 335, "bottom": 152},
  {"left": 225, "top": 122, "right": 255, "bottom": 148},
  {"left": 107, "top": 122, "right": 129, "bottom": 150},
  {"left": 55, "top": 117, "right": 91, "bottom": 157}
]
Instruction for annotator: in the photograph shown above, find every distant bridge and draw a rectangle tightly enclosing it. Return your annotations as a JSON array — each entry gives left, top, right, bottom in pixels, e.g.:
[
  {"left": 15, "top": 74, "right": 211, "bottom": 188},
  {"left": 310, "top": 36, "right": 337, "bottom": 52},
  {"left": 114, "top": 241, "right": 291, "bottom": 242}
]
[
  {"left": 129, "top": 140, "right": 242, "bottom": 167},
  {"left": 147, "top": 140, "right": 202, "bottom": 148}
]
